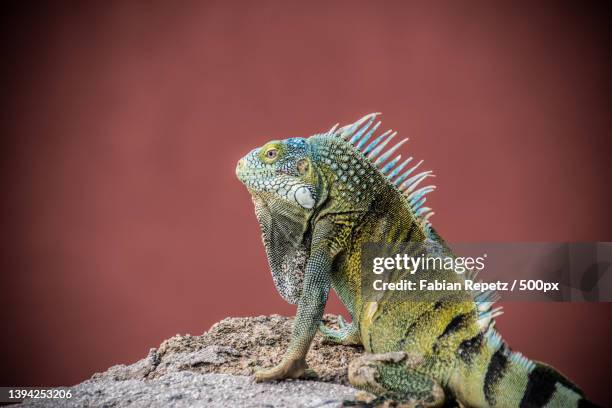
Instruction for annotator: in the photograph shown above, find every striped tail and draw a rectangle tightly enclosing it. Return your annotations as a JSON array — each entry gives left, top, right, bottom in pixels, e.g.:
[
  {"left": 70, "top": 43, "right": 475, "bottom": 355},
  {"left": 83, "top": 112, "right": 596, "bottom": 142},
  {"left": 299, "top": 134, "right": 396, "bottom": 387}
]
[{"left": 450, "top": 328, "right": 599, "bottom": 407}]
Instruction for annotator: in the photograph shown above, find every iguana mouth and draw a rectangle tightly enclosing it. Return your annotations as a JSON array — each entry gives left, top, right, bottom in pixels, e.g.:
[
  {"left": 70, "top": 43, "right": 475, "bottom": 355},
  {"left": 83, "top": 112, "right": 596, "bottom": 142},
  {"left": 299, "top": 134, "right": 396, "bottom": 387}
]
[{"left": 235, "top": 165, "right": 274, "bottom": 186}]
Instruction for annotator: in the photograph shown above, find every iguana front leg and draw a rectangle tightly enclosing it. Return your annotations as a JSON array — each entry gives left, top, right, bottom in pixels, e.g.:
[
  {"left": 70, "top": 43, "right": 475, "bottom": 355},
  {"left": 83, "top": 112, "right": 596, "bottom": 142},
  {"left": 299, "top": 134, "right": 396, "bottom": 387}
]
[{"left": 254, "top": 245, "right": 333, "bottom": 382}]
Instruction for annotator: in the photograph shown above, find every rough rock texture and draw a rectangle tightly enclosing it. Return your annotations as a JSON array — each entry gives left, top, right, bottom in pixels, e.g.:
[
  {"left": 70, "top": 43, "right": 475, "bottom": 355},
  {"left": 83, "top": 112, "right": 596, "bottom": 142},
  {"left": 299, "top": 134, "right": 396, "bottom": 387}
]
[
  {"left": 22, "top": 315, "right": 365, "bottom": 407},
  {"left": 22, "top": 372, "right": 358, "bottom": 408}
]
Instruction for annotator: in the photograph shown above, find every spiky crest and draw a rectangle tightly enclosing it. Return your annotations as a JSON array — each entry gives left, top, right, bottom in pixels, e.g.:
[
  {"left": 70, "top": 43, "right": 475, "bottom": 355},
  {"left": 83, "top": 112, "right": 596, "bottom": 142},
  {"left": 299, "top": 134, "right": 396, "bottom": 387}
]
[
  {"left": 326, "top": 113, "right": 436, "bottom": 235},
  {"left": 466, "top": 265, "right": 504, "bottom": 329},
  {"left": 485, "top": 327, "right": 535, "bottom": 371},
  {"left": 326, "top": 113, "right": 503, "bottom": 328}
]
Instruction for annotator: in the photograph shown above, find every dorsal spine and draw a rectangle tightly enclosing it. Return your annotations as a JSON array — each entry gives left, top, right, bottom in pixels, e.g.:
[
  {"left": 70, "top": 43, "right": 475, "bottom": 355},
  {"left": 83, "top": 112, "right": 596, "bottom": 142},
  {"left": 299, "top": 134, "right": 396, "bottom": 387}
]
[{"left": 328, "top": 113, "right": 436, "bottom": 236}]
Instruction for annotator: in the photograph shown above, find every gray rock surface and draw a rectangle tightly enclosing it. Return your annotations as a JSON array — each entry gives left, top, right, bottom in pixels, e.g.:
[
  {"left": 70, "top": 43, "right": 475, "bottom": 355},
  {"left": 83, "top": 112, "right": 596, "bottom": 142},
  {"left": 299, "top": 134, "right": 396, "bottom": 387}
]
[
  {"left": 21, "top": 315, "right": 362, "bottom": 407},
  {"left": 22, "top": 372, "right": 357, "bottom": 408}
]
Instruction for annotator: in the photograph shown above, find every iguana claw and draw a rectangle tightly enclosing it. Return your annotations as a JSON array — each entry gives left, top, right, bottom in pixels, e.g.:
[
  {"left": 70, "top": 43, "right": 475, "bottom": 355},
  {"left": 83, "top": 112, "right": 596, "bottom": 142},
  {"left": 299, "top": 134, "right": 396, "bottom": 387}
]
[
  {"left": 319, "top": 316, "right": 361, "bottom": 345},
  {"left": 254, "top": 358, "right": 308, "bottom": 382},
  {"left": 337, "top": 314, "right": 348, "bottom": 329}
]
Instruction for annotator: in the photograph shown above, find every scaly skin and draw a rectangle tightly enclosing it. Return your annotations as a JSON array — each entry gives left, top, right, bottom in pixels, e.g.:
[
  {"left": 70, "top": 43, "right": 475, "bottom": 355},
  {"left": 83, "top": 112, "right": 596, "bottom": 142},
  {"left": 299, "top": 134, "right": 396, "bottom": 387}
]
[{"left": 235, "top": 114, "right": 597, "bottom": 407}]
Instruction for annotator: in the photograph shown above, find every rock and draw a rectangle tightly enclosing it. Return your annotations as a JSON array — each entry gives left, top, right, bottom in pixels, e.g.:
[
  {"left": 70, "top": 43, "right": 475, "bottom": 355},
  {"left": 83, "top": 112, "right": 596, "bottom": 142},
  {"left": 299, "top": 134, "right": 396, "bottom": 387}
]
[
  {"left": 22, "top": 372, "right": 357, "bottom": 408},
  {"left": 21, "top": 315, "right": 364, "bottom": 407}
]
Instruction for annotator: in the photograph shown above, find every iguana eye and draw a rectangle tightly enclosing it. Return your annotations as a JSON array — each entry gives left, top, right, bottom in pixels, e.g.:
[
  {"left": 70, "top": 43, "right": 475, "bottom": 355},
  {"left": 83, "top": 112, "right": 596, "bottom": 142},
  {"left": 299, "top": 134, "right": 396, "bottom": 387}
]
[{"left": 265, "top": 148, "right": 278, "bottom": 159}]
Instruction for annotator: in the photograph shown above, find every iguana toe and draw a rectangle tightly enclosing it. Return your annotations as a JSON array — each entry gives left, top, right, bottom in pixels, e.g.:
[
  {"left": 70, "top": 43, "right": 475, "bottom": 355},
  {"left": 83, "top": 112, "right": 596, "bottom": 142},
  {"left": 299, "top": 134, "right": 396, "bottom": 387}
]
[{"left": 254, "top": 358, "right": 308, "bottom": 382}]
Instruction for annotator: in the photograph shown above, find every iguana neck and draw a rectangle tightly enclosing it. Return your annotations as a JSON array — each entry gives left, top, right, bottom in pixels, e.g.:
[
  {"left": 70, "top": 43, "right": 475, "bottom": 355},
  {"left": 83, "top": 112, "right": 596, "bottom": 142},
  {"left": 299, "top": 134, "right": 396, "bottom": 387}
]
[{"left": 310, "top": 134, "right": 431, "bottom": 244}]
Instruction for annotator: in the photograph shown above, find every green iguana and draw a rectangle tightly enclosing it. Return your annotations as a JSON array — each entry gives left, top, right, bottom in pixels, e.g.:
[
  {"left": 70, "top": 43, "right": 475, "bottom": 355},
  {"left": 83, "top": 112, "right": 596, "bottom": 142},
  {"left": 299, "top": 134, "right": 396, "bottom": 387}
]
[{"left": 235, "top": 113, "right": 597, "bottom": 407}]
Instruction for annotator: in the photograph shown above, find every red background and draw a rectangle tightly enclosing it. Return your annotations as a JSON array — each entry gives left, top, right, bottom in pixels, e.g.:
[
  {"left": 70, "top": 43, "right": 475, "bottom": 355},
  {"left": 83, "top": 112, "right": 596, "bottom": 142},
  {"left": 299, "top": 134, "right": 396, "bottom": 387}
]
[{"left": 1, "top": 1, "right": 610, "bottom": 405}]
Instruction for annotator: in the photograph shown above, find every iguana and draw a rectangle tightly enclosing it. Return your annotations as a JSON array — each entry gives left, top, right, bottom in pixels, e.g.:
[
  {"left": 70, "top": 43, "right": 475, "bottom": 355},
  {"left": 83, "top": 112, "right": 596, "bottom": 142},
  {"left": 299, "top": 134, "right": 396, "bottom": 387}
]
[{"left": 235, "top": 113, "right": 598, "bottom": 407}]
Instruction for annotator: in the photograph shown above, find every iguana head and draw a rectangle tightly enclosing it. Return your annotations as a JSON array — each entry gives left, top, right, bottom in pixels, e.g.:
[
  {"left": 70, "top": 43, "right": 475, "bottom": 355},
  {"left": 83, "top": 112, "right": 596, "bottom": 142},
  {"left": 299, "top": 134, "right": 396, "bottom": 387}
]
[
  {"left": 236, "top": 137, "right": 323, "bottom": 211},
  {"left": 236, "top": 137, "right": 324, "bottom": 304}
]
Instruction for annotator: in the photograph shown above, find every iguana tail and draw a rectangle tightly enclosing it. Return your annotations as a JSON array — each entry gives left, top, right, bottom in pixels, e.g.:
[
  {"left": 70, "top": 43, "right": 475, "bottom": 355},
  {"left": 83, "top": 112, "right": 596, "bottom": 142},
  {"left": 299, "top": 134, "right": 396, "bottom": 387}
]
[{"left": 450, "top": 328, "right": 599, "bottom": 407}]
